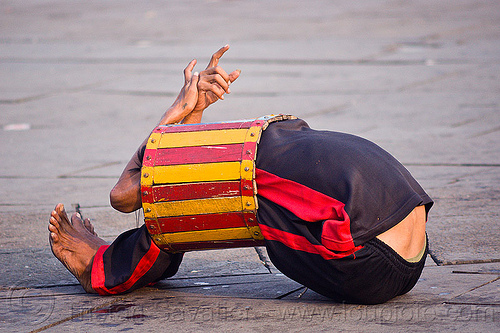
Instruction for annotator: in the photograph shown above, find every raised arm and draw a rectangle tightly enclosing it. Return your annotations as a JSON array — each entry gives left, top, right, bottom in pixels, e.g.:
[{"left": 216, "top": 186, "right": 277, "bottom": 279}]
[{"left": 110, "top": 46, "right": 240, "bottom": 213}]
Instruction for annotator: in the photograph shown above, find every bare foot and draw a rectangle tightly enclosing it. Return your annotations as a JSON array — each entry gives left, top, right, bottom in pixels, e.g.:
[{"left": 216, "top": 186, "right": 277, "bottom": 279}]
[{"left": 48, "top": 203, "right": 107, "bottom": 293}]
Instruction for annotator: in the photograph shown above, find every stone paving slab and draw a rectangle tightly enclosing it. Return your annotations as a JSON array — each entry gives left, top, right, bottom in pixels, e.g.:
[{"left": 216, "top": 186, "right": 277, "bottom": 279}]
[
  {"left": 0, "top": 245, "right": 273, "bottom": 291},
  {"left": 39, "top": 295, "right": 498, "bottom": 333},
  {"left": 413, "top": 165, "right": 500, "bottom": 263},
  {"left": 1, "top": 262, "right": 498, "bottom": 333},
  {"left": 0, "top": 210, "right": 135, "bottom": 249},
  {"left": 0, "top": 286, "right": 123, "bottom": 333}
]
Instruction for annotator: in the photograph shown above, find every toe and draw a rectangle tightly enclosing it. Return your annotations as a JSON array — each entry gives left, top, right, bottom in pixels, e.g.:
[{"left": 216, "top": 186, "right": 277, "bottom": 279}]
[
  {"left": 71, "top": 213, "right": 86, "bottom": 230},
  {"left": 72, "top": 212, "right": 83, "bottom": 223},
  {"left": 51, "top": 210, "right": 61, "bottom": 223},
  {"left": 56, "top": 204, "right": 72, "bottom": 225},
  {"left": 55, "top": 203, "right": 65, "bottom": 214},
  {"left": 83, "top": 219, "right": 94, "bottom": 233},
  {"left": 50, "top": 231, "right": 59, "bottom": 243},
  {"left": 48, "top": 223, "right": 58, "bottom": 233},
  {"left": 49, "top": 216, "right": 60, "bottom": 229}
]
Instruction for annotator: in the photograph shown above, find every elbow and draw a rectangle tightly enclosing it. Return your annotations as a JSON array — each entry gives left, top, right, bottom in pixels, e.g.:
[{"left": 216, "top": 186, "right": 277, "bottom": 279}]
[{"left": 110, "top": 187, "right": 136, "bottom": 213}]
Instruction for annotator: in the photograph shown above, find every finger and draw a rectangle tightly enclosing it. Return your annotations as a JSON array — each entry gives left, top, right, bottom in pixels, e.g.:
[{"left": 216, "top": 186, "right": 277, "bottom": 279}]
[
  {"left": 200, "top": 73, "right": 230, "bottom": 93},
  {"left": 198, "top": 80, "right": 226, "bottom": 100},
  {"left": 228, "top": 69, "right": 241, "bottom": 83},
  {"left": 182, "top": 71, "right": 199, "bottom": 111},
  {"left": 189, "top": 72, "right": 199, "bottom": 91},
  {"left": 184, "top": 59, "right": 197, "bottom": 85},
  {"left": 202, "top": 66, "right": 230, "bottom": 83},
  {"left": 207, "top": 44, "right": 230, "bottom": 69}
]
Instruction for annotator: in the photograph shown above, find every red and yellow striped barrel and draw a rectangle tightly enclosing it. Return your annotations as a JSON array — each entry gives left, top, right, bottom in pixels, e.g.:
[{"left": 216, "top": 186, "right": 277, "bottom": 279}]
[{"left": 141, "top": 114, "right": 296, "bottom": 252}]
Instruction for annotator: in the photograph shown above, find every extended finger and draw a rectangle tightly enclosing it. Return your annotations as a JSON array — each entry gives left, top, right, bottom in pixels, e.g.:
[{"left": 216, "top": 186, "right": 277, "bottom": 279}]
[
  {"left": 184, "top": 59, "right": 197, "bottom": 85},
  {"left": 188, "top": 72, "right": 199, "bottom": 91},
  {"left": 182, "top": 71, "right": 199, "bottom": 110},
  {"left": 228, "top": 69, "right": 241, "bottom": 83},
  {"left": 206, "top": 45, "right": 230, "bottom": 69}
]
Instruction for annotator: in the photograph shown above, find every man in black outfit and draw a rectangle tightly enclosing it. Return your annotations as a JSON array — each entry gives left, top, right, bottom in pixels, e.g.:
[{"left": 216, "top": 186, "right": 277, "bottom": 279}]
[{"left": 48, "top": 46, "right": 432, "bottom": 304}]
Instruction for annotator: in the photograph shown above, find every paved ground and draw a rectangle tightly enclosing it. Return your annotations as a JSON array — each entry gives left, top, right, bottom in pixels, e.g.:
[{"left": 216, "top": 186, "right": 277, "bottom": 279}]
[{"left": 0, "top": 0, "right": 499, "bottom": 332}]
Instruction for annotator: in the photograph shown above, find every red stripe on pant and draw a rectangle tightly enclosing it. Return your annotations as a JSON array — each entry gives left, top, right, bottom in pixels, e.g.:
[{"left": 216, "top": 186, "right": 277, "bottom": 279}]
[
  {"left": 91, "top": 243, "right": 160, "bottom": 295},
  {"left": 255, "top": 168, "right": 356, "bottom": 252},
  {"left": 259, "top": 224, "right": 362, "bottom": 260}
]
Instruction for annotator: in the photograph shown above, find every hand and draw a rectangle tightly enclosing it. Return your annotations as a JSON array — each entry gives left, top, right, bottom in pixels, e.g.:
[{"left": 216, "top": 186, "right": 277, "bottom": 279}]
[
  {"left": 177, "top": 59, "right": 200, "bottom": 115},
  {"left": 159, "top": 60, "right": 199, "bottom": 125},
  {"left": 163, "top": 46, "right": 241, "bottom": 125},
  {"left": 193, "top": 45, "right": 241, "bottom": 113}
]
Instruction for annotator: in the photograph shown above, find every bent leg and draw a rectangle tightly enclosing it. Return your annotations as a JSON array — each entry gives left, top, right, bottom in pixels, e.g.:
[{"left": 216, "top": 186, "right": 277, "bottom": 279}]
[
  {"left": 256, "top": 197, "right": 427, "bottom": 304},
  {"left": 91, "top": 224, "right": 183, "bottom": 295},
  {"left": 264, "top": 234, "right": 427, "bottom": 304}
]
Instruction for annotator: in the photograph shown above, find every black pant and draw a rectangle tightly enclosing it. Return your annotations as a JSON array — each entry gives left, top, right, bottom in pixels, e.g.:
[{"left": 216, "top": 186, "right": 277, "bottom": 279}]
[{"left": 90, "top": 220, "right": 426, "bottom": 304}]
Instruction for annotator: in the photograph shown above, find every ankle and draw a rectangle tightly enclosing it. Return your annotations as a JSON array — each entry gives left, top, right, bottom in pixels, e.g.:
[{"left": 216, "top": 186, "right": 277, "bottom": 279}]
[{"left": 80, "top": 256, "right": 97, "bottom": 294}]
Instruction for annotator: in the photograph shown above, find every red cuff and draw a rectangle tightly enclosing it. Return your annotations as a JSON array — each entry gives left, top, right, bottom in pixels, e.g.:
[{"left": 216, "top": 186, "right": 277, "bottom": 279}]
[{"left": 91, "top": 245, "right": 111, "bottom": 295}]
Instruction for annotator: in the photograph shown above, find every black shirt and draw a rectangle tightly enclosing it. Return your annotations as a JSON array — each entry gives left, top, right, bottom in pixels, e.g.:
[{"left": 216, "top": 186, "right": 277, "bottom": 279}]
[{"left": 255, "top": 118, "right": 433, "bottom": 253}]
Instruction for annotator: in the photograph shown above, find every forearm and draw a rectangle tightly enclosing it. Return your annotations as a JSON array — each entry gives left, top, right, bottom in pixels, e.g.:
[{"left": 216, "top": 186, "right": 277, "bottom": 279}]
[
  {"left": 110, "top": 101, "right": 202, "bottom": 213},
  {"left": 110, "top": 138, "right": 146, "bottom": 213},
  {"left": 157, "top": 101, "right": 192, "bottom": 125},
  {"left": 110, "top": 100, "right": 219, "bottom": 212}
]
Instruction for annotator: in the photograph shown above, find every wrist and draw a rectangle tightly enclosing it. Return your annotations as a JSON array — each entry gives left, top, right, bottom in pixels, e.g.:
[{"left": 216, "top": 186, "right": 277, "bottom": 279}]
[
  {"left": 158, "top": 104, "right": 185, "bottom": 125},
  {"left": 182, "top": 109, "right": 204, "bottom": 124}
]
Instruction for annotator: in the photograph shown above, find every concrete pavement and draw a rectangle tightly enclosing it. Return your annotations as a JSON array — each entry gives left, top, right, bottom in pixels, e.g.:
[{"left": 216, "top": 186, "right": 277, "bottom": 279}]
[{"left": 0, "top": 1, "right": 499, "bottom": 331}]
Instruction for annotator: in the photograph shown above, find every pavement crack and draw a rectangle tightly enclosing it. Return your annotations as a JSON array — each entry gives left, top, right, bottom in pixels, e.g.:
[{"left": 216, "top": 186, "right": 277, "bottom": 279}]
[
  {"left": 168, "top": 272, "right": 272, "bottom": 281},
  {"left": 451, "top": 118, "right": 478, "bottom": 128},
  {"left": 452, "top": 270, "right": 500, "bottom": 275},
  {"left": 28, "top": 297, "right": 126, "bottom": 333},
  {"left": 434, "top": 258, "right": 500, "bottom": 266},
  {"left": 95, "top": 89, "right": 178, "bottom": 97},
  {"left": 0, "top": 94, "right": 53, "bottom": 104},
  {"left": 57, "top": 161, "right": 122, "bottom": 178},
  {"left": 404, "top": 163, "right": 500, "bottom": 167},
  {"left": 428, "top": 248, "right": 443, "bottom": 265},
  {"left": 443, "top": 301, "right": 500, "bottom": 306},
  {"left": 162, "top": 280, "right": 263, "bottom": 290},
  {"left": 470, "top": 125, "right": 500, "bottom": 138},
  {"left": 0, "top": 289, "right": 84, "bottom": 300},
  {"left": 275, "top": 286, "right": 307, "bottom": 300},
  {"left": 447, "top": 276, "right": 500, "bottom": 301},
  {"left": 0, "top": 80, "right": 113, "bottom": 105},
  {"left": 427, "top": 246, "right": 500, "bottom": 266},
  {"left": 397, "top": 68, "right": 469, "bottom": 92},
  {"left": 302, "top": 102, "right": 351, "bottom": 118}
]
